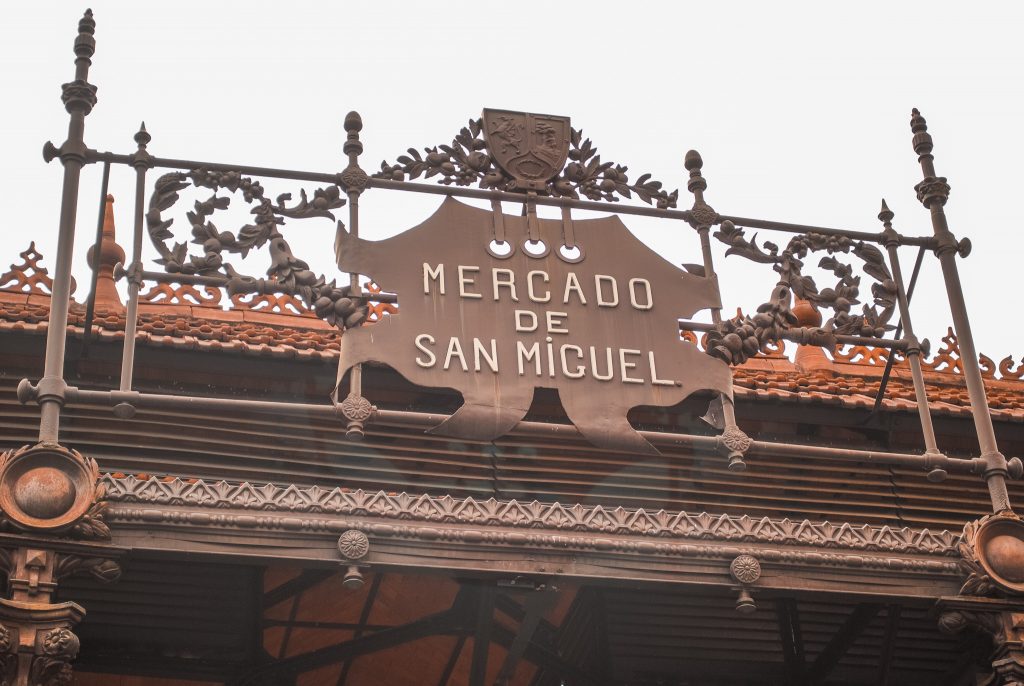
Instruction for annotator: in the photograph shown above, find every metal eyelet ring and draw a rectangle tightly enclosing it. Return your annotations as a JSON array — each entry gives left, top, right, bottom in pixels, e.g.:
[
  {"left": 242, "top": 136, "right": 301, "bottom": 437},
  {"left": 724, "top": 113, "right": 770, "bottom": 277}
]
[
  {"left": 486, "top": 240, "right": 515, "bottom": 260},
  {"left": 557, "top": 244, "right": 585, "bottom": 264},
  {"left": 522, "top": 239, "right": 550, "bottom": 259}
]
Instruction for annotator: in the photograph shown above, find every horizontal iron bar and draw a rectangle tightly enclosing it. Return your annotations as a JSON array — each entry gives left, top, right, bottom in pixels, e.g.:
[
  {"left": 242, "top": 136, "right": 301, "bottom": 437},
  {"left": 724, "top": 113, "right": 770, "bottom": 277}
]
[
  {"left": 62, "top": 387, "right": 983, "bottom": 475},
  {"left": 720, "top": 214, "right": 937, "bottom": 249},
  {"left": 368, "top": 177, "right": 695, "bottom": 221},
  {"left": 86, "top": 149, "right": 935, "bottom": 246},
  {"left": 87, "top": 149, "right": 340, "bottom": 185},
  {"left": 678, "top": 320, "right": 915, "bottom": 350}
]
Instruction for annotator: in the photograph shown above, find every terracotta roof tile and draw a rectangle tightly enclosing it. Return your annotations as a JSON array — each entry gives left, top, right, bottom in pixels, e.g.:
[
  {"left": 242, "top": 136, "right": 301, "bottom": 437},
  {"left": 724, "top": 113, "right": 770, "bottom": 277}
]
[{"left": 2, "top": 242, "right": 1023, "bottom": 419}]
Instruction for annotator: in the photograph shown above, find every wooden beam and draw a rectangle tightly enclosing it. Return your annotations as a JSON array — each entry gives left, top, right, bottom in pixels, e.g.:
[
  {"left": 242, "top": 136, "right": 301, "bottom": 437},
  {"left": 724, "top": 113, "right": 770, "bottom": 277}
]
[
  {"left": 336, "top": 573, "right": 384, "bottom": 686},
  {"left": 494, "top": 590, "right": 557, "bottom": 684},
  {"left": 470, "top": 584, "right": 496, "bottom": 686},
  {"left": 236, "top": 588, "right": 473, "bottom": 684},
  {"left": 263, "top": 569, "right": 335, "bottom": 609},
  {"left": 491, "top": 623, "right": 606, "bottom": 686},
  {"left": 876, "top": 604, "right": 901, "bottom": 686},
  {"left": 775, "top": 598, "right": 807, "bottom": 686},
  {"left": 807, "top": 603, "right": 882, "bottom": 683},
  {"left": 437, "top": 636, "right": 466, "bottom": 686}
]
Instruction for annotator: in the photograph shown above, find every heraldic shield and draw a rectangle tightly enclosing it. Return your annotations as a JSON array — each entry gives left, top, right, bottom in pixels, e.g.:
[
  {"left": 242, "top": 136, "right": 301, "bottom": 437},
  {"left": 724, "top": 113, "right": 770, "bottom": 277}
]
[
  {"left": 336, "top": 197, "right": 734, "bottom": 456},
  {"left": 483, "top": 109, "right": 571, "bottom": 190}
]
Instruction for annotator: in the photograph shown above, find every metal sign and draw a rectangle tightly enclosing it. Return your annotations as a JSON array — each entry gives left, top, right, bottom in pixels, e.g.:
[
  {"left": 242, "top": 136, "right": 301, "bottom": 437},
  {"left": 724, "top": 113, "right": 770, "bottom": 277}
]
[{"left": 337, "top": 196, "right": 732, "bottom": 454}]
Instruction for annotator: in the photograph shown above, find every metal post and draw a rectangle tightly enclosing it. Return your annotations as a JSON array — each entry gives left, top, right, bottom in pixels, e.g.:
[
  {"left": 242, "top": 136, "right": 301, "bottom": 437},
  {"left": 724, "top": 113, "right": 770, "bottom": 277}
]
[
  {"left": 337, "top": 111, "right": 373, "bottom": 439},
  {"left": 115, "top": 124, "right": 154, "bottom": 408},
  {"left": 878, "top": 200, "right": 946, "bottom": 481},
  {"left": 37, "top": 10, "right": 99, "bottom": 444},
  {"left": 909, "top": 109, "right": 1011, "bottom": 512},
  {"left": 684, "top": 150, "right": 750, "bottom": 471}
]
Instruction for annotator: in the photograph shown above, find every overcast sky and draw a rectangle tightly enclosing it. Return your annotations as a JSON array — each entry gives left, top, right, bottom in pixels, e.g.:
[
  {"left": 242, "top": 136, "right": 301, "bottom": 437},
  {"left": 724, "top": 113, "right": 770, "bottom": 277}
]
[{"left": 4, "top": 2, "right": 1022, "bottom": 363}]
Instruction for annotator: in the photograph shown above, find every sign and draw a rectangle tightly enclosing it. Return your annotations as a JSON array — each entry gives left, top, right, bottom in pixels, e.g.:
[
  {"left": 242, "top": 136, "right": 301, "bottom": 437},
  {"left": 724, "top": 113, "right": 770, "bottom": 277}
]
[{"left": 336, "top": 197, "right": 732, "bottom": 455}]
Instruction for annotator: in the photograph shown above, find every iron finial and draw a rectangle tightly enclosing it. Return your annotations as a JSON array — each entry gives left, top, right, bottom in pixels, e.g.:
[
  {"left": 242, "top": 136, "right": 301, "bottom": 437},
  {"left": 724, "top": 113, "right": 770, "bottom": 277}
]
[
  {"left": 134, "top": 121, "right": 151, "bottom": 147},
  {"left": 684, "top": 149, "right": 703, "bottom": 172},
  {"left": 74, "top": 8, "right": 97, "bottom": 60},
  {"left": 684, "top": 149, "right": 707, "bottom": 194},
  {"left": 878, "top": 198, "right": 894, "bottom": 223},
  {"left": 80, "top": 9, "right": 96, "bottom": 34},
  {"left": 344, "top": 111, "right": 363, "bottom": 134},
  {"left": 910, "top": 108, "right": 933, "bottom": 156},
  {"left": 130, "top": 121, "right": 154, "bottom": 170},
  {"left": 343, "top": 111, "right": 363, "bottom": 159}
]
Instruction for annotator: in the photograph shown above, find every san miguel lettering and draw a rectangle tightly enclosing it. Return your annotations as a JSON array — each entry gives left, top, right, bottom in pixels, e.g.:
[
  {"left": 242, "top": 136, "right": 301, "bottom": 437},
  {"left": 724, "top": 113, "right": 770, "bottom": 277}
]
[
  {"left": 412, "top": 264, "right": 672, "bottom": 385},
  {"left": 336, "top": 197, "right": 732, "bottom": 455}
]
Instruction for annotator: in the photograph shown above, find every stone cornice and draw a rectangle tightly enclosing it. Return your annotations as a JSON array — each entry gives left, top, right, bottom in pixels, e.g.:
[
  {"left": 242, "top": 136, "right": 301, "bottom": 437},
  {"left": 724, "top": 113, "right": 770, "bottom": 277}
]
[{"left": 101, "top": 475, "right": 960, "bottom": 558}]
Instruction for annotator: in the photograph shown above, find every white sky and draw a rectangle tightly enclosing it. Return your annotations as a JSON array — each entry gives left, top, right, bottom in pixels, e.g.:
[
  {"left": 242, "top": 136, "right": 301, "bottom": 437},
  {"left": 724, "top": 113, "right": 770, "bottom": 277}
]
[{"left": 4, "top": 2, "right": 1022, "bottom": 362}]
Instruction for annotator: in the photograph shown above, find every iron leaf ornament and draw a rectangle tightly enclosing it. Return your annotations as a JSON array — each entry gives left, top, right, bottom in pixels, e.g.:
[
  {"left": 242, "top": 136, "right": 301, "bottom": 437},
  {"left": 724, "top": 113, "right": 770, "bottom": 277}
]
[
  {"left": 374, "top": 113, "right": 679, "bottom": 208},
  {"left": 706, "top": 221, "right": 898, "bottom": 365},
  {"left": 146, "top": 170, "right": 369, "bottom": 328}
]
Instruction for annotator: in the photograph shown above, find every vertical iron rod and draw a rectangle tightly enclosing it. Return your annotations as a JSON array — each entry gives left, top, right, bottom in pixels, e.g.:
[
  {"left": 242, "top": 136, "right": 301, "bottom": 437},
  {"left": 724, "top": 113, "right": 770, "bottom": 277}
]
[
  {"left": 82, "top": 161, "right": 111, "bottom": 350},
  {"left": 910, "top": 109, "right": 1009, "bottom": 512},
  {"left": 337, "top": 112, "right": 368, "bottom": 439},
  {"left": 39, "top": 10, "right": 98, "bottom": 444},
  {"left": 119, "top": 124, "right": 152, "bottom": 392},
  {"left": 685, "top": 150, "right": 743, "bottom": 447},
  {"left": 880, "top": 204, "right": 940, "bottom": 457},
  {"left": 870, "top": 245, "right": 925, "bottom": 415}
]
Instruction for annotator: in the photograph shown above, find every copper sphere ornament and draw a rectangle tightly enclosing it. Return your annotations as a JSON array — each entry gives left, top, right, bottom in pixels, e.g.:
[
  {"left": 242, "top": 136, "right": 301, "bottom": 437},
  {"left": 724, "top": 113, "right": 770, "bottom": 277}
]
[
  {"left": 973, "top": 516, "right": 1024, "bottom": 594},
  {"left": 0, "top": 444, "right": 101, "bottom": 533}
]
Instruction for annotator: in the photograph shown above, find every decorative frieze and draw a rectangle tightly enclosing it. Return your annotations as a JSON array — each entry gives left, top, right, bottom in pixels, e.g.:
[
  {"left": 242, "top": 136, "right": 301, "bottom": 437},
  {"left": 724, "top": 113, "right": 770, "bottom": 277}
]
[{"left": 100, "top": 474, "right": 959, "bottom": 556}]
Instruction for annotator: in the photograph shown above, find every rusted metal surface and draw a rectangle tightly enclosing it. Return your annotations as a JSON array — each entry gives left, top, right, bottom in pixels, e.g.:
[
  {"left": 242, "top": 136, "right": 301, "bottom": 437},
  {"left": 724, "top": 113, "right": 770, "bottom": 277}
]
[
  {"left": 336, "top": 197, "right": 731, "bottom": 454},
  {"left": 12, "top": 8, "right": 1024, "bottom": 684}
]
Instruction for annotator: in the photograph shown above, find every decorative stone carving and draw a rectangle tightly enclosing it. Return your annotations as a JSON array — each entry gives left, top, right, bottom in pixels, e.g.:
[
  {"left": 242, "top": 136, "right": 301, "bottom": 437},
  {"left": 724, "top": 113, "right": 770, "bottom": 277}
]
[
  {"left": 39, "top": 627, "right": 78, "bottom": 659},
  {"left": 100, "top": 475, "right": 962, "bottom": 556},
  {"left": 938, "top": 597, "right": 1024, "bottom": 686},
  {"left": 729, "top": 554, "right": 762, "bottom": 585},
  {"left": 0, "top": 243, "right": 75, "bottom": 296},
  {"left": 720, "top": 424, "right": 753, "bottom": 472},
  {"left": 337, "top": 530, "right": 370, "bottom": 590},
  {"left": 337, "top": 530, "right": 370, "bottom": 561},
  {"left": 337, "top": 392, "right": 375, "bottom": 440},
  {"left": 29, "top": 656, "right": 74, "bottom": 686},
  {"left": 729, "top": 554, "right": 761, "bottom": 614}
]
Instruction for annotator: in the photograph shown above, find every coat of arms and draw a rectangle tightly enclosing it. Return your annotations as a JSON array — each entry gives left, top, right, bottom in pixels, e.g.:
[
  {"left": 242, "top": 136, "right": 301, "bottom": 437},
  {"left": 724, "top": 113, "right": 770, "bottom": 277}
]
[{"left": 482, "top": 109, "right": 571, "bottom": 191}]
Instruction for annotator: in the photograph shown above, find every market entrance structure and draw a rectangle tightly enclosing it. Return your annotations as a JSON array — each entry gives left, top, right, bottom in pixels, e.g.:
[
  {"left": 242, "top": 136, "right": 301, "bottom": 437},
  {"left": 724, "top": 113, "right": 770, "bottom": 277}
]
[{"left": 1, "top": 10, "right": 1023, "bottom": 685}]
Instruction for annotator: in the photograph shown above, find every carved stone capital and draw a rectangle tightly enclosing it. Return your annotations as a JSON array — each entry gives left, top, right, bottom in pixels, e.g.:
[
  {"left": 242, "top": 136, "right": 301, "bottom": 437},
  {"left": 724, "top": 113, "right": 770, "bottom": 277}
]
[
  {"left": 0, "top": 541, "right": 120, "bottom": 686},
  {"left": 938, "top": 597, "right": 1024, "bottom": 686},
  {"left": 0, "top": 597, "right": 83, "bottom": 686}
]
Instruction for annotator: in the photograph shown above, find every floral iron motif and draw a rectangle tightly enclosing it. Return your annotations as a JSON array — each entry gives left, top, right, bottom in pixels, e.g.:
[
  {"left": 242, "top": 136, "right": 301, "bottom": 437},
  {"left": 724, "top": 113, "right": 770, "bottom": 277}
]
[
  {"left": 373, "top": 116, "right": 679, "bottom": 208},
  {"left": 705, "top": 222, "right": 898, "bottom": 365},
  {"left": 146, "top": 170, "right": 368, "bottom": 329}
]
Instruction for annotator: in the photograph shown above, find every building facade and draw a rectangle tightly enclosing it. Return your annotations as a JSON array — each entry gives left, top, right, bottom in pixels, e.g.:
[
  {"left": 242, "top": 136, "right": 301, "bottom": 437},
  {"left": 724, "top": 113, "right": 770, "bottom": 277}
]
[{"left": 0, "top": 10, "right": 1022, "bottom": 686}]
